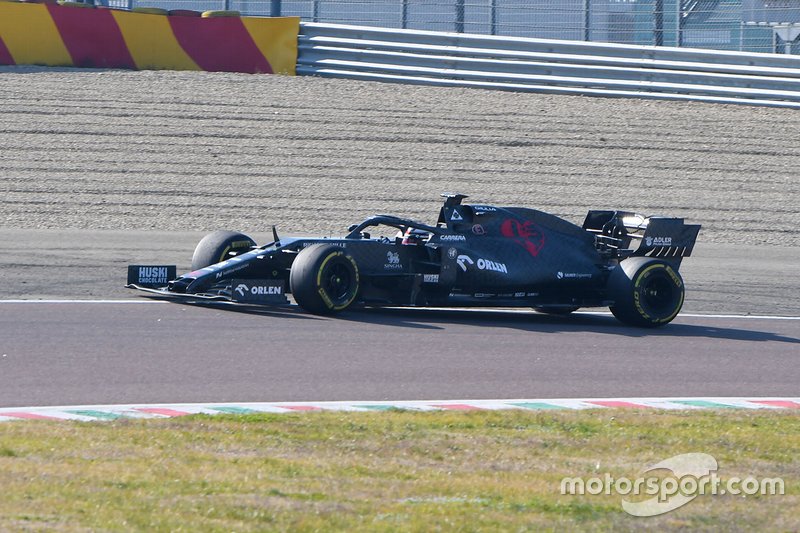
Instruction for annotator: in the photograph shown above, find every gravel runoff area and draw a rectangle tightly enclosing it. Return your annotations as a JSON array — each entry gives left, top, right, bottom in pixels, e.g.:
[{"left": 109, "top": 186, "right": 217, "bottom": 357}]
[
  {"left": 1, "top": 66, "right": 798, "bottom": 313},
  {"left": 2, "top": 65, "right": 799, "bottom": 244}
]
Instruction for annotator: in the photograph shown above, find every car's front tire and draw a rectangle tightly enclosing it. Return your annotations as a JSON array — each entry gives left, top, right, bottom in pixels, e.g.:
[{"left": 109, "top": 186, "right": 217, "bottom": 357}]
[
  {"left": 191, "top": 230, "right": 256, "bottom": 270},
  {"left": 290, "top": 244, "right": 360, "bottom": 315},
  {"left": 608, "top": 258, "right": 685, "bottom": 327}
]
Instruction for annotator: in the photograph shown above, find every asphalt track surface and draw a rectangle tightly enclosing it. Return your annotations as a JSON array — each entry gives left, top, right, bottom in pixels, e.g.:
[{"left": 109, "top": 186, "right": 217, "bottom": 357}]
[
  {"left": 0, "top": 301, "right": 797, "bottom": 408},
  {"left": 1, "top": 67, "right": 798, "bottom": 406}
]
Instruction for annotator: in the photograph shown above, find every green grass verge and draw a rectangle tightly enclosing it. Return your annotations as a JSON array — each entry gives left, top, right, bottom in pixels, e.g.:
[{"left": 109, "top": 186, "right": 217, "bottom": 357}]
[{"left": 0, "top": 409, "right": 797, "bottom": 531}]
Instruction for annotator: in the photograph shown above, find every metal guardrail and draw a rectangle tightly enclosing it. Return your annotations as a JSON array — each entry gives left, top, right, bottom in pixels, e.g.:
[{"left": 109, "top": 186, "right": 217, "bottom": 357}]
[{"left": 297, "top": 22, "right": 800, "bottom": 108}]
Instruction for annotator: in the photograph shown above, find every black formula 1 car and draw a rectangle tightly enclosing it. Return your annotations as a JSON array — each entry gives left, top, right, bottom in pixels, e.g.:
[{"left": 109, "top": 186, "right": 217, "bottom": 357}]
[{"left": 127, "top": 194, "right": 700, "bottom": 327}]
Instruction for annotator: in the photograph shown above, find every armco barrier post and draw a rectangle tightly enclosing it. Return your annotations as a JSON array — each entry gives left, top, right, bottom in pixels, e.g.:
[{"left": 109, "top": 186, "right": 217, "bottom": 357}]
[
  {"left": 401, "top": 0, "right": 408, "bottom": 29},
  {"left": 655, "top": 0, "right": 664, "bottom": 46},
  {"left": 455, "top": 0, "right": 464, "bottom": 33},
  {"left": 583, "top": 0, "right": 590, "bottom": 41},
  {"left": 490, "top": 0, "right": 497, "bottom": 36},
  {"left": 270, "top": 0, "right": 280, "bottom": 17}
]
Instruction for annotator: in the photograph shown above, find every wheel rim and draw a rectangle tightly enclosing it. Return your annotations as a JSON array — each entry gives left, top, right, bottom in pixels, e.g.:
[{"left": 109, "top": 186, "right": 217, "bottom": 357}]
[
  {"left": 322, "top": 262, "right": 352, "bottom": 302},
  {"left": 642, "top": 275, "right": 675, "bottom": 314}
]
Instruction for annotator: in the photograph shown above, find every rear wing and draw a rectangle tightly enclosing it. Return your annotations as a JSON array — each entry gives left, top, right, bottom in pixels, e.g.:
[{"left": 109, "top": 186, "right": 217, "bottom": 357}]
[{"left": 583, "top": 211, "right": 700, "bottom": 266}]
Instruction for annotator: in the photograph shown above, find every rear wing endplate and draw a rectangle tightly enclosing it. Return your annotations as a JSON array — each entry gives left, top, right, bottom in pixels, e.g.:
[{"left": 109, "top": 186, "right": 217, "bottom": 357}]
[{"left": 633, "top": 218, "right": 701, "bottom": 261}]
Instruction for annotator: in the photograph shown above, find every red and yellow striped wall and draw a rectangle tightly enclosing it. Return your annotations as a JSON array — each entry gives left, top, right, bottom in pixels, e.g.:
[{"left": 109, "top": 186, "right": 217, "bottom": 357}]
[{"left": 0, "top": 2, "right": 299, "bottom": 74}]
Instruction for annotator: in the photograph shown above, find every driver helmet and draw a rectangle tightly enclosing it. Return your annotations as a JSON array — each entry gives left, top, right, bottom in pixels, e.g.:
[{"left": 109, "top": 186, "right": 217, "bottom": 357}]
[{"left": 400, "top": 228, "right": 431, "bottom": 245}]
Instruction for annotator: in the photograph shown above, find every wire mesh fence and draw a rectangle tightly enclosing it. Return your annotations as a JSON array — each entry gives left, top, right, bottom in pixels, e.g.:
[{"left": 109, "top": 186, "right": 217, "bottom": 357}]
[{"left": 103, "top": 0, "right": 800, "bottom": 54}]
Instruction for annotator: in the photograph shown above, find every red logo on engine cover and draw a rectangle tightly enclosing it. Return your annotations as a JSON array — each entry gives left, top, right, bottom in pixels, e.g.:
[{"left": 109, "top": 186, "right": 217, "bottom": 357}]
[{"left": 500, "top": 219, "right": 546, "bottom": 257}]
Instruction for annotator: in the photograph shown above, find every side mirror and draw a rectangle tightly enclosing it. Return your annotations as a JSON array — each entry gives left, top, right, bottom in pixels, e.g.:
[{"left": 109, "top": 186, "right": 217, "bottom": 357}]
[{"left": 348, "top": 224, "right": 358, "bottom": 232}]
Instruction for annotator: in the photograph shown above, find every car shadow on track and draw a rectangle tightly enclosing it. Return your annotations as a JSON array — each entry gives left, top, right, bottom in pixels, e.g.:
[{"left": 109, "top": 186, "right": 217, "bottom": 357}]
[
  {"left": 176, "top": 301, "right": 324, "bottom": 321},
  {"left": 165, "top": 300, "right": 799, "bottom": 343},
  {"left": 338, "top": 307, "right": 800, "bottom": 344}
]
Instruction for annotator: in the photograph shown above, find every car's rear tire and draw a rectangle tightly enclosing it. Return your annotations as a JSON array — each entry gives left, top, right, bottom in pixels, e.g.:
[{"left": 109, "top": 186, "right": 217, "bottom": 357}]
[
  {"left": 608, "top": 258, "right": 684, "bottom": 327},
  {"left": 290, "top": 244, "right": 360, "bottom": 315},
  {"left": 191, "top": 230, "right": 256, "bottom": 270}
]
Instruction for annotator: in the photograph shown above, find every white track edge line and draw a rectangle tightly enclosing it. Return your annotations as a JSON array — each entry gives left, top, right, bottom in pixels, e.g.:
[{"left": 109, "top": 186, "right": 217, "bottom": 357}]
[
  {"left": 0, "top": 299, "right": 166, "bottom": 304},
  {"left": 0, "top": 299, "right": 797, "bottom": 319}
]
